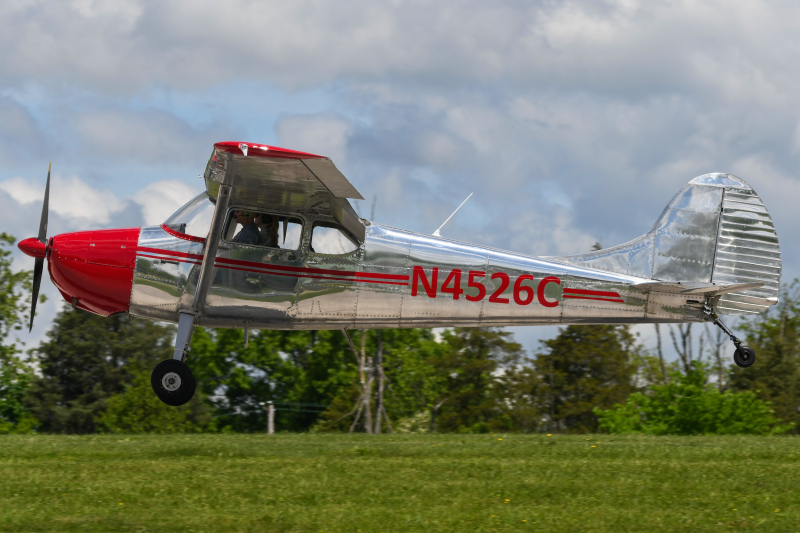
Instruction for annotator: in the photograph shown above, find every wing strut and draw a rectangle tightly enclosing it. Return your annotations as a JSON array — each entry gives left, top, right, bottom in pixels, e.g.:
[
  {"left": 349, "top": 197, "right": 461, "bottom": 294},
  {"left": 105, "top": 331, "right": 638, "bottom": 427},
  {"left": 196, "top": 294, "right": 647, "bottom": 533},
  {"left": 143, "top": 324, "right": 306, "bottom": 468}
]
[
  {"left": 191, "top": 180, "right": 232, "bottom": 315},
  {"left": 172, "top": 152, "right": 234, "bottom": 361}
]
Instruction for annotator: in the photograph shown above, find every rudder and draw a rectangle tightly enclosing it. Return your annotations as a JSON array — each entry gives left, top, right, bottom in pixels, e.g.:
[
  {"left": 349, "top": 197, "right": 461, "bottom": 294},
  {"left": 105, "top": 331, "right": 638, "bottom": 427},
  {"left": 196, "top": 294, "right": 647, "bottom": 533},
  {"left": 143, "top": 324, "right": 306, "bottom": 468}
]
[{"left": 710, "top": 175, "right": 781, "bottom": 314}]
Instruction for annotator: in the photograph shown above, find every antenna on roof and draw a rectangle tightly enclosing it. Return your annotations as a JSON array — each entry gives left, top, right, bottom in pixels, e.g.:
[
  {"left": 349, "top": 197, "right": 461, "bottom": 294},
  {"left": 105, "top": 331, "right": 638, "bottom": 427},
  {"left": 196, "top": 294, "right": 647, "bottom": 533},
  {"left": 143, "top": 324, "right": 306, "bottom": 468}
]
[{"left": 433, "top": 192, "right": 473, "bottom": 238}]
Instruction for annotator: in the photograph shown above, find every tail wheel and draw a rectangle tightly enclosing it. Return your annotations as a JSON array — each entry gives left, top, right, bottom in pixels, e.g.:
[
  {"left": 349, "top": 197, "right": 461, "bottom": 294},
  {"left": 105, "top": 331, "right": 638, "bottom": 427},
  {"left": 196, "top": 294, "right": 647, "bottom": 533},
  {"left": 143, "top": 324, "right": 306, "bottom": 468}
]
[
  {"left": 151, "top": 359, "right": 196, "bottom": 406},
  {"left": 734, "top": 346, "right": 756, "bottom": 368}
]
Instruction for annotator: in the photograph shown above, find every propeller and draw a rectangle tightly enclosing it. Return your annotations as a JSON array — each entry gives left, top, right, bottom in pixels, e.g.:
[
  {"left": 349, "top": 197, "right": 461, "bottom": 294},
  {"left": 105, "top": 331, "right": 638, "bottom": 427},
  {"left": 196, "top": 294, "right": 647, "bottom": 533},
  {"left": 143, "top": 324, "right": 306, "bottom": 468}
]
[{"left": 28, "top": 163, "right": 50, "bottom": 332}]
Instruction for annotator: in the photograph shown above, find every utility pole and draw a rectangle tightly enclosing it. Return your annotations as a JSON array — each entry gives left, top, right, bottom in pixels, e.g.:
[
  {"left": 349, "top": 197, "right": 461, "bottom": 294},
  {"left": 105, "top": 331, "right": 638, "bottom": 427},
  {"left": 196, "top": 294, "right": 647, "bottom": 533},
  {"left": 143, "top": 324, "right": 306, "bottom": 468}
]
[
  {"left": 374, "top": 330, "right": 384, "bottom": 434},
  {"left": 360, "top": 331, "right": 373, "bottom": 433},
  {"left": 259, "top": 401, "right": 275, "bottom": 434},
  {"left": 268, "top": 401, "right": 275, "bottom": 435}
]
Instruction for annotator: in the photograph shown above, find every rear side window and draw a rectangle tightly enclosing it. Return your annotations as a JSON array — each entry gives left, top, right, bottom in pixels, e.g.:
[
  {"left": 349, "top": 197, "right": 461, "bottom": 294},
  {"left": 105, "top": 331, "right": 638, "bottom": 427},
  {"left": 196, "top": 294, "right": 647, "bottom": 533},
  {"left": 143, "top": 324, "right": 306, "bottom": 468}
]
[{"left": 310, "top": 222, "right": 359, "bottom": 255}]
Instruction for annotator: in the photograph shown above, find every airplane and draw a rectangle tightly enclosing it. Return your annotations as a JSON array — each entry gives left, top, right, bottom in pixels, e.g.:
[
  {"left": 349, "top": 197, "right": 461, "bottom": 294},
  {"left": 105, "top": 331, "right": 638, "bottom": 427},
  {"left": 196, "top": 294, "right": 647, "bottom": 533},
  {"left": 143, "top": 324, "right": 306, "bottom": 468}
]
[{"left": 18, "top": 142, "right": 781, "bottom": 406}]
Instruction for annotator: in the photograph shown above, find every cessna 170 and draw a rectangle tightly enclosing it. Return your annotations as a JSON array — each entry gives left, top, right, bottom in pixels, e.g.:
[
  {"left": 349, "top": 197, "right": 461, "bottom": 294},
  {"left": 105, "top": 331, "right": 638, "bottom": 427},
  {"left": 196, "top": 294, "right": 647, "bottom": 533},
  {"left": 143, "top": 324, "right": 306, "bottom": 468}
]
[{"left": 18, "top": 142, "right": 781, "bottom": 406}]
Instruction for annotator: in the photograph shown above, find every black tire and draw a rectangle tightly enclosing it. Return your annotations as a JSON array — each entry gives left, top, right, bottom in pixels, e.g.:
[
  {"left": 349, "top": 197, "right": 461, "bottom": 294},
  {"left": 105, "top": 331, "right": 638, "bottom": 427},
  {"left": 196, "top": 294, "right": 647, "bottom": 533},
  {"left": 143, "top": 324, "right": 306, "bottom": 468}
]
[
  {"left": 151, "top": 359, "right": 196, "bottom": 406},
  {"left": 734, "top": 346, "right": 756, "bottom": 368}
]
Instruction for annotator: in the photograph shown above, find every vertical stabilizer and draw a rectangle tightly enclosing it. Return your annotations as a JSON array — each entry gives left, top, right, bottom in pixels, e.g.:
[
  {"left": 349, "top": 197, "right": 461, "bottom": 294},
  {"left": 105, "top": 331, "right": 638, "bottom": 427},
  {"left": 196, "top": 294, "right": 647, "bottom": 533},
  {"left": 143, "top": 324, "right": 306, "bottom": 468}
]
[{"left": 551, "top": 173, "right": 781, "bottom": 315}]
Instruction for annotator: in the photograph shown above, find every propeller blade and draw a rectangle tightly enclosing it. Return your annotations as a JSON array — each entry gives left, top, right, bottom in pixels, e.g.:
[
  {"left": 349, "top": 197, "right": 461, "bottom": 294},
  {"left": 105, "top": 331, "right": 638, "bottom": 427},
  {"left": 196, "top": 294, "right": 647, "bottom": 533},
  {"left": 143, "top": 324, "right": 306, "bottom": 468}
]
[
  {"left": 37, "top": 163, "right": 50, "bottom": 243},
  {"left": 29, "top": 163, "right": 50, "bottom": 332},
  {"left": 29, "top": 258, "right": 43, "bottom": 332}
]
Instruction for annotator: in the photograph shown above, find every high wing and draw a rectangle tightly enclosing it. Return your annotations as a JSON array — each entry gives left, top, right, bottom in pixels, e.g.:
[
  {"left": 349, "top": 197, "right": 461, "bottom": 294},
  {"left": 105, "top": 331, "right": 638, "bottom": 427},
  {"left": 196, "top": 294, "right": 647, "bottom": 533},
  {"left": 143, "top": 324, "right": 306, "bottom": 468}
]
[
  {"left": 204, "top": 141, "right": 365, "bottom": 241},
  {"left": 171, "top": 141, "right": 368, "bottom": 361}
]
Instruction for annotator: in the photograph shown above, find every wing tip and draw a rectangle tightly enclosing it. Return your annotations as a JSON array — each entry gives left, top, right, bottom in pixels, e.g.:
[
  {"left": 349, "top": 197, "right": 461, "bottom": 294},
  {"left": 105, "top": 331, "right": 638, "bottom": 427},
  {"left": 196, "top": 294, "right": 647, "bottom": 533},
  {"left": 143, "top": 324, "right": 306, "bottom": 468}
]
[{"left": 214, "top": 141, "right": 327, "bottom": 160}]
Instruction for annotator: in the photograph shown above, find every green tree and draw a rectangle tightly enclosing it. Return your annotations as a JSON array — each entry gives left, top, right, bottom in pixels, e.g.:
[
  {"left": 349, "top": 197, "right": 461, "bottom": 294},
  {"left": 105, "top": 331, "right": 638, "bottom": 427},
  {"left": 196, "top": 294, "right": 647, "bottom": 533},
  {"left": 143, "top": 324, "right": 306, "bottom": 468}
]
[
  {"left": 596, "top": 363, "right": 792, "bottom": 435},
  {"left": 97, "top": 365, "right": 210, "bottom": 433},
  {"left": 728, "top": 284, "right": 800, "bottom": 431},
  {"left": 190, "top": 328, "right": 356, "bottom": 432},
  {"left": 381, "top": 328, "right": 446, "bottom": 425},
  {"left": 533, "top": 325, "right": 638, "bottom": 433},
  {"left": 496, "top": 363, "right": 557, "bottom": 433},
  {"left": 0, "top": 233, "right": 37, "bottom": 433},
  {"left": 431, "top": 327, "right": 523, "bottom": 433},
  {"left": 26, "top": 307, "right": 181, "bottom": 433},
  {"left": 315, "top": 328, "right": 446, "bottom": 432}
]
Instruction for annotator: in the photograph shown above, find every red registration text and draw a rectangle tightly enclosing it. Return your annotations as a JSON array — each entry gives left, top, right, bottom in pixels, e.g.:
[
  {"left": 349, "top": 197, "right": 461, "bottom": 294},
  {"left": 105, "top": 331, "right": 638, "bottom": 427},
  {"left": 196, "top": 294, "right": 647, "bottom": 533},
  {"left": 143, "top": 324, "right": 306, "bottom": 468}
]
[{"left": 411, "top": 266, "right": 561, "bottom": 306}]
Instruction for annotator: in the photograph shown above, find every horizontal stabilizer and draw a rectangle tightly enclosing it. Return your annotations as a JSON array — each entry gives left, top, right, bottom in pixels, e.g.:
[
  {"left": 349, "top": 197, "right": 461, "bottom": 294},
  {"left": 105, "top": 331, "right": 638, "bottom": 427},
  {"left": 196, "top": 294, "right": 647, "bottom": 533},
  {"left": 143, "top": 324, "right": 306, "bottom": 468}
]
[{"left": 633, "top": 281, "right": 765, "bottom": 295}]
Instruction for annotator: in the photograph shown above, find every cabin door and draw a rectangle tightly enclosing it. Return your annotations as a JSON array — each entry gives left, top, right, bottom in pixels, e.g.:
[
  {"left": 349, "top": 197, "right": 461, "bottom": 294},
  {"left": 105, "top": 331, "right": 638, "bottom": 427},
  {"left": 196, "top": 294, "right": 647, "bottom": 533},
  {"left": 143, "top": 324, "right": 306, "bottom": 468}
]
[{"left": 202, "top": 209, "right": 305, "bottom": 328}]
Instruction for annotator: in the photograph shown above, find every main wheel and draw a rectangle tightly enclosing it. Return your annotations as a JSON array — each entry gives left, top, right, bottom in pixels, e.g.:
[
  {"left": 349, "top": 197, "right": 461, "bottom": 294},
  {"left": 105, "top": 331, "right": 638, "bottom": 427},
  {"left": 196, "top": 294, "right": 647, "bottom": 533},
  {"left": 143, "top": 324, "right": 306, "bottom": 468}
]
[
  {"left": 151, "top": 359, "right": 196, "bottom": 406},
  {"left": 734, "top": 346, "right": 756, "bottom": 368}
]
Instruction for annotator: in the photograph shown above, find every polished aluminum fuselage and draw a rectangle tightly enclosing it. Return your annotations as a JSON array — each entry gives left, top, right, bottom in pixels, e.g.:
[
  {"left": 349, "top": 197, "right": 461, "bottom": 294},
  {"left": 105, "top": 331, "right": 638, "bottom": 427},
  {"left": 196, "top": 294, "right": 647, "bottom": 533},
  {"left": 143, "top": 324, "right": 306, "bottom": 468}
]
[
  {"left": 129, "top": 148, "right": 777, "bottom": 330},
  {"left": 129, "top": 221, "right": 701, "bottom": 330}
]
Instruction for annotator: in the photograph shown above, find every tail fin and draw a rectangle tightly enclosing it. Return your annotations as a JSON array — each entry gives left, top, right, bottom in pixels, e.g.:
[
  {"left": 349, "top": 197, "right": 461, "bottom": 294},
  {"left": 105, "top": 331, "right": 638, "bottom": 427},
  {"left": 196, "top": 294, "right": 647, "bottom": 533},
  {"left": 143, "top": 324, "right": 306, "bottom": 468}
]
[{"left": 554, "top": 173, "right": 781, "bottom": 315}]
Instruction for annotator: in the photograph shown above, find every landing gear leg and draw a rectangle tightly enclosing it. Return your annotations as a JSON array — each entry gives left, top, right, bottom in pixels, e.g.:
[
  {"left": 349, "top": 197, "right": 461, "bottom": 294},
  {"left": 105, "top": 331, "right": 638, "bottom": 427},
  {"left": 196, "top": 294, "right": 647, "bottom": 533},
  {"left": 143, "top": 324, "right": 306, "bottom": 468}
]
[
  {"left": 704, "top": 304, "right": 756, "bottom": 368},
  {"left": 151, "top": 313, "right": 197, "bottom": 406}
]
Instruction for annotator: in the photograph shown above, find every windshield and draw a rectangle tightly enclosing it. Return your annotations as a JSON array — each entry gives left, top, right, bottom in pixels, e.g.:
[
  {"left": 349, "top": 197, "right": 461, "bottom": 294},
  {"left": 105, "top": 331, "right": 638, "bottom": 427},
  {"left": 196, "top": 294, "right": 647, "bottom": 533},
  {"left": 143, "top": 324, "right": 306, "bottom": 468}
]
[{"left": 163, "top": 192, "right": 215, "bottom": 240}]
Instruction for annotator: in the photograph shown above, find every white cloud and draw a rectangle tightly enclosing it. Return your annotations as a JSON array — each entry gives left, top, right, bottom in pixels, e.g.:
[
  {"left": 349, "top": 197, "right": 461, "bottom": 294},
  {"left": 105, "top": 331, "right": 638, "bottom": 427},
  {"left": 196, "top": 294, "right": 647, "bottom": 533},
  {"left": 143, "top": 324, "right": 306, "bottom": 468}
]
[
  {"left": 132, "top": 179, "right": 198, "bottom": 226},
  {"left": 0, "top": 0, "right": 796, "bottom": 107},
  {"left": 3, "top": 0, "right": 800, "bottom": 359},
  {"left": 72, "top": 108, "right": 226, "bottom": 166},
  {"left": 70, "top": 0, "right": 143, "bottom": 21},
  {"left": 276, "top": 115, "right": 353, "bottom": 166},
  {"left": 0, "top": 96, "right": 40, "bottom": 151},
  {"left": 0, "top": 176, "right": 42, "bottom": 206},
  {"left": 0, "top": 174, "right": 125, "bottom": 225}
]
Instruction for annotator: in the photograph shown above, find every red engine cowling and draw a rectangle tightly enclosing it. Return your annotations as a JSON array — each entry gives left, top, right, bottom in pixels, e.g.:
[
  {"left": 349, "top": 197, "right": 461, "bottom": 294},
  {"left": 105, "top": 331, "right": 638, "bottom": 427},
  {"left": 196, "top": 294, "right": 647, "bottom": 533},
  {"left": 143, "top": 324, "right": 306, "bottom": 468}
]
[{"left": 47, "top": 228, "right": 140, "bottom": 317}]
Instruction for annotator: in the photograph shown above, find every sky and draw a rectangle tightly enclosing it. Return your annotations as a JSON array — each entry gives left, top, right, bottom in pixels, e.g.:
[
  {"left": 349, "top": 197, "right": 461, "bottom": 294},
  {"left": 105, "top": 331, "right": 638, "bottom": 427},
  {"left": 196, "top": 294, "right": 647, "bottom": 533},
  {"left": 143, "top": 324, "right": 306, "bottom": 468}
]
[{"left": 1, "top": 0, "right": 799, "bottom": 359}]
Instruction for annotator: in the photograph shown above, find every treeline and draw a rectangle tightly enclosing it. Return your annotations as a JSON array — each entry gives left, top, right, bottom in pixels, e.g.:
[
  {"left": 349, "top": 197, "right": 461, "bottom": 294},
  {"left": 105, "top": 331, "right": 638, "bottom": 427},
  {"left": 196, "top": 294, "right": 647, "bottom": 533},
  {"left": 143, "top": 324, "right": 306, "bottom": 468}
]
[{"left": 1, "top": 232, "right": 799, "bottom": 435}]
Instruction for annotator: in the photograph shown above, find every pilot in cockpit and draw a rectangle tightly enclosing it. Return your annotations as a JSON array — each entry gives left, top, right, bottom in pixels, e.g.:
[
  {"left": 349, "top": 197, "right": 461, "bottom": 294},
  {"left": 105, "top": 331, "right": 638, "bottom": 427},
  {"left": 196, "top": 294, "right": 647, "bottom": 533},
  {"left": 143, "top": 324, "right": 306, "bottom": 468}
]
[
  {"left": 258, "top": 213, "right": 280, "bottom": 248},
  {"left": 232, "top": 210, "right": 260, "bottom": 245}
]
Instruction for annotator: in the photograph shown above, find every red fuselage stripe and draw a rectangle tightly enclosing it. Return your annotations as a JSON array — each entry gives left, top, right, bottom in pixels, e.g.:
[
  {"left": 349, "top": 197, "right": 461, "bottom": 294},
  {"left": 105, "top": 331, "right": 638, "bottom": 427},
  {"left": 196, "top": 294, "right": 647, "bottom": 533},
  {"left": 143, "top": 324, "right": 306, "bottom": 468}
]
[
  {"left": 160, "top": 224, "right": 207, "bottom": 243},
  {"left": 563, "top": 288, "right": 622, "bottom": 298},
  {"left": 213, "top": 256, "right": 409, "bottom": 281},
  {"left": 138, "top": 246, "right": 205, "bottom": 261},
  {"left": 135, "top": 248, "right": 626, "bottom": 298},
  {"left": 353, "top": 271, "right": 409, "bottom": 281},
  {"left": 562, "top": 295, "right": 626, "bottom": 303},
  {"left": 135, "top": 251, "right": 409, "bottom": 286},
  {"left": 139, "top": 248, "right": 409, "bottom": 279},
  {"left": 139, "top": 247, "right": 407, "bottom": 281},
  {"left": 137, "top": 252, "right": 202, "bottom": 265},
  {"left": 216, "top": 264, "right": 409, "bottom": 286}
]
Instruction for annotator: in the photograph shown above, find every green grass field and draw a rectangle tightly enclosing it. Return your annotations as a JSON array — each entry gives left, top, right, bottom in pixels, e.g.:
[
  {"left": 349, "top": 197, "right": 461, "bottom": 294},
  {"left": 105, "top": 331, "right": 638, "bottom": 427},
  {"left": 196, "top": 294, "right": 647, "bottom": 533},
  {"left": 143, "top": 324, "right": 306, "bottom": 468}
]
[{"left": 1, "top": 434, "right": 799, "bottom": 532}]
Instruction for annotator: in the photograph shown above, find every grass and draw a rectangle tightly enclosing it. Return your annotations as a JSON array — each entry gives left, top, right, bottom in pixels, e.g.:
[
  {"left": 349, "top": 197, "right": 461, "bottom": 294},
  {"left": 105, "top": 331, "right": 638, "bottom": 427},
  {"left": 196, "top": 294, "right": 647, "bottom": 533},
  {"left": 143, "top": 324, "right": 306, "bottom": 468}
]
[{"left": 1, "top": 433, "right": 799, "bottom": 532}]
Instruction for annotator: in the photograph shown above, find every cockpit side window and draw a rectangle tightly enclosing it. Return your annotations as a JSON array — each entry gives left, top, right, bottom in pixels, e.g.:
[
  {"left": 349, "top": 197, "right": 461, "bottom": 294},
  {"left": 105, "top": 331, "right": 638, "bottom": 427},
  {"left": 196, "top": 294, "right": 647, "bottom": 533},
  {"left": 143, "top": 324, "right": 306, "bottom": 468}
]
[
  {"left": 310, "top": 221, "right": 359, "bottom": 255},
  {"left": 162, "top": 192, "right": 216, "bottom": 240},
  {"left": 223, "top": 208, "right": 304, "bottom": 250}
]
